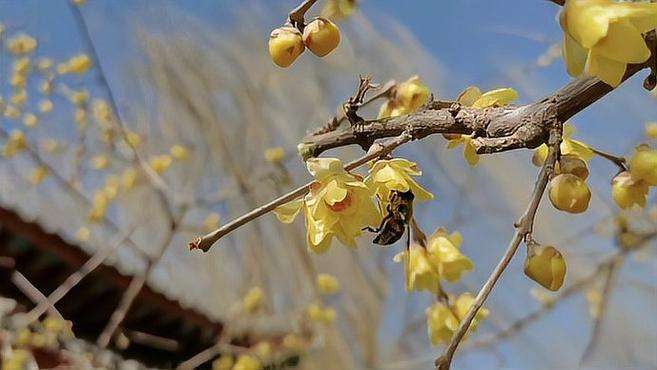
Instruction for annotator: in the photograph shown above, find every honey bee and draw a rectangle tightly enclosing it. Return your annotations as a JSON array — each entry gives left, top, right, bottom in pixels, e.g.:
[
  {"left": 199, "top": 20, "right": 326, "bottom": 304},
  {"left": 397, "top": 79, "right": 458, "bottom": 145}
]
[{"left": 364, "top": 190, "right": 414, "bottom": 245}]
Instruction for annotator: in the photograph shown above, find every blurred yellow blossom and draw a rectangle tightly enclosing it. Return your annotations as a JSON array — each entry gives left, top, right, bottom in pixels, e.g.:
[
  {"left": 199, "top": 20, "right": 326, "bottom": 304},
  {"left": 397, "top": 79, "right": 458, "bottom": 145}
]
[
  {"left": 264, "top": 146, "right": 285, "bottom": 163},
  {"left": 149, "top": 154, "right": 173, "bottom": 174},
  {"left": 11, "top": 89, "right": 27, "bottom": 107},
  {"left": 22, "top": 113, "right": 38, "bottom": 128},
  {"left": 533, "top": 123, "right": 594, "bottom": 166},
  {"left": 274, "top": 157, "right": 380, "bottom": 253},
  {"left": 88, "top": 191, "right": 110, "bottom": 222},
  {"left": 170, "top": 144, "right": 189, "bottom": 160},
  {"left": 322, "top": 0, "right": 357, "bottom": 20},
  {"left": 426, "top": 293, "right": 488, "bottom": 346},
  {"left": 39, "top": 99, "right": 53, "bottom": 113},
  {"left": 282, "top": 334, "right": 305, "bottom": 351},
  {"left": 122, "top": 167, "right": 138, "bottom": 189},
  {"left": 37, "top": 57, "right": 54, "bottom": 70},
  {"left": 39, "top": 79, "right": 53, "bottom": 95},
  {"left": 646, "top": 122, "right": 657, "bottom": 139},
  {"left": 41, "top": 138, "right": 60, "bottom": 153},
  {"left": 76, "top": 227, "right": 91, "bottom": 242},
  {"left": 92, "top": 99, "right": 113, "bottom": 124},
  {"left": 3, "top": 105, "right": 21, "bottom": 119},
  {"left": 43, "top": 316, "right": 74, "bottom": 339},
  {"left": 307, "top": 302, "right": 336, "bottom": 325},
  {"left": 243, "top": 287, "right": 264, "bottom": 313},
  {"left": 3, "top": 130, "right": 27, "bottom": 158},
  {"left": 232, "top": 355, "right": 261, "bottom": 370},
  {"left": 316, "top": 273, "right": 340, "bottom": 295},
  {"left": 524, "top": 245, "right": 567, "bottom": 291},
  {"left": 365, "top": 158, "right": 434, "bottom": 204},
  {"left": 2, "top": 349, "right": 34, "bottom": 370},
  {"left": 103, "top": 175, "right": 121, "bottom": 200},
  {"left": 74, "top": 108, "right": 88, "bottom": 127},
  {"left": 426, "top": 228, "right": 473, "bottom": 282},
  {"left": 212, "top": 356, "right": 233, "bottom": 370},
  {"left": 203, "top": 212, "right": 221, "bottom": 232},
  {"left": 28, "top": 166, "right": 48, "bottom": 185},
  {"left": 91, "top": 155, "right": 109, "bottom": 170},
  {"left": 69, "top": 90, "right": 90, "bottom": 106},
  {"left": 57, "top": 54, "right": 92, "bottom": 74},
  {"left": 378, "top": 75, "right": 430, "bottom": 118},
  {"left": 123, "top": 131, "right": 142, "bottom": 148},
  {"left": 7, "top": 33, "right": 37, "bottom": 55},
  {"left": 560, "top": 0, "right": 657, "bottom": 87}
]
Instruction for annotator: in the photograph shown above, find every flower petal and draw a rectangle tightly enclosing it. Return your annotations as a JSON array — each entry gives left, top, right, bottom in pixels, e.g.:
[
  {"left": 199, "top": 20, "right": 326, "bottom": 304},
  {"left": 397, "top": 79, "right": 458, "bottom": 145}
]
[{"left": 274, "top": 198, "right": 304, "bottom": 223}]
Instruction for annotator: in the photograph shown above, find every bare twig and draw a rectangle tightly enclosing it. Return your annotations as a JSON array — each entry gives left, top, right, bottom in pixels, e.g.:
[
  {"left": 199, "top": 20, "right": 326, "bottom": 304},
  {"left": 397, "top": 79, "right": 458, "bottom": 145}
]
[
  {"left": 189, "top": 132, "right": 412, "bottom": 252},
  {"left": 289, "top": 0, "right": 320, "bottom": 27},
  {"left": 11, "top": 271, "right": 63, "bottom": 321},
  {"left": 435, "top": 124, "right": 562, "bottom": 370},
  {"left": 590, "top": 147, "right": 627, "bottom": 172},
  {"left": 19, "top": 227, "right": 135, "bottom": 326},
  {"left": 125, "top": 329, "right": 179, "bottom": 352}
]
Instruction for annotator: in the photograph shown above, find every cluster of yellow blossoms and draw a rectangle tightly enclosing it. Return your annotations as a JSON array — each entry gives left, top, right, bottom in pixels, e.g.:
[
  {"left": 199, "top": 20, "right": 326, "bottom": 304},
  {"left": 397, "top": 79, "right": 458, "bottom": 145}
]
[
  {"left": 378, "top": 76, "right": 431, "bottom": 119},
  {"left": 426, "top": 293, "right": 489, "bottom": 345},
  {"left": 269, "top": 17, "right": 341, "bottom": 68},
  {"left": 560, "top": 0, "right": 657, "bottom": 87}
]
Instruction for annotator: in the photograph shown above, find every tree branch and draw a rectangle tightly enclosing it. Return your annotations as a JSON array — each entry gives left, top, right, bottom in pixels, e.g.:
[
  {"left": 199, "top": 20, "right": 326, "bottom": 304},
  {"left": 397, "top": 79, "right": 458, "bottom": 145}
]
[{"left": 435, "top": 124, "right": 562, "bottom": 370}]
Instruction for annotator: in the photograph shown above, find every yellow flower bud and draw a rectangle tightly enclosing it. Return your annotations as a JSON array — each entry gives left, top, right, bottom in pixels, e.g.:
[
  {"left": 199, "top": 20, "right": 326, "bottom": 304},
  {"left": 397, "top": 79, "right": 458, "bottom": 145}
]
[
  {"left": 629, "top": 145, "right": 657, "bottom": 186},
  {"left": 11, "top": 89, "right": 28, "bottom": 106},
  {"left": 57, "top": 54, "right": 92, "bottom": 74},
  {"left": 22, "top": 113, "right": 39, "bottom": 128},
  {"left": 29, "top": 166, "right": 48, "bottom": 185},
  {"left": 316, "top": 273, "right": 340, "bottom": 295},
  {"left": 3, "top": 105, "right": 21, "bottom": 119},
  {"left": 212, "top": 356, "right": 233, "bottom": 370},
  {"left": 307, "top": 303, "right": 336, "bottom": 325},
  {"left": 125, "top": 131, "right": 142, "bottom": 148},
  {"left": 39, "top": 99, "right": 53, "bottom": 113},
  {"left": 7, "top": 33, "right": 37, "bottom": 55},
  {"left": 149, "top": 154, "right": 172, "bottom": 174},
  {"left": 303, "top": 17, "right": 341, "bottom": 57},
  {"left": 524, "top": 245, "right": 567, "bottom": 291},
  {"left": 122, "top": 167, "right": 138, "bottom": 189},
  {"left": 254, "top": 342, "right": 272, "bottom": 360},
  {"left": 612, "top": 171, "right": 649, "bottom": 209},
  {"left": 170, "top": 144, "right": 189, "bottom": 160},
  {"left": 243, "top": 287, "right": 264, "bottom": 313},
  {"left": 264, "top": 146, "right": 285, "bottom": 163},
  {"left": 39, "top": 79, "right": 53, "bottom": 95},
  {"left": 13, "top": 57, "right": 31, "bottom": 75},
  {"left": 269, "top": 26, "right": 305, "bottom": 68},
  {"left": 233, "top": 354, "right": 262, "bottom": 370},
  {"left": 548, "top": 174, "right": 591, "bottom": 214},
  {"left": 558, "top": 154, "right": 589, "bottom": 180}
]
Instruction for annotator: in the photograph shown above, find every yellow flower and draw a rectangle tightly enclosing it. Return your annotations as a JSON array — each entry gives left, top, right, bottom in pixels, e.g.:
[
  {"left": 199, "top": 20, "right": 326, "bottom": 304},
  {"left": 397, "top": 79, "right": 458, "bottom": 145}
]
[
  {"left": 43, "top": 316, "right": 73, "bottom": 339},
  {"left": 76, "top": 227, "right": 91, "bottom": 242},
  {"left": 264, "top": 147, "right": 285, "bottom": 163},
  {"left": 212, "top": 356, "right": 233, "bottom": 370},
  {"left": 170, "top": 144, "right": 189, "bottom": 160},
  {"left": 282, "top": 334, "right": 305, "bottom": 351},
  {"left": 426, "top": 293, "right": 488, "bottom": 346},
  {"left": 69, "top": 90, "right": 90, "bottom": 106},
  {"left": 57, "top": 54, "right": 92, "bottom": 74},
  {"left": 560, "top": 0, "right": 657, "bottom": 87},
  {"left": 3, "top": 105, "right": 21, "bottom": 120},
  {"left": 28, "top": 166, "right": 48, "bottom": 185},
  {"left": 232, "top": 355, "right": 262, "bottom": 370},
  {"left": 426, "top": 228, "right": 474, "bottom": 283},
  {"left": 243, "top": 287, "right": 264, "bottom": 313},
  {"left": 39, "top": 79, "right": 53, "bottom": 95},
  {"left": 3, "top": 130, "right": 27, "bottom": 158},
  {"left": 91, "top": 155, "right": 109, "bottom": 170},
  {"left": 72, "top": 0, "right": 87, "bottom": 5},
  {"left": 378, "top": 76, "right": 430, "bottom": 118},
  {"left": 307, "top": 303, "right": 336, "bottom": 325},
  {"left": 524, "top": 245, "right": 567, "bottom": 291},
  {"left": 448, "top": 86, "right": 519, "bottom": 166},
  {"left": 533, "top": 123, "right": 594, "bottom": 166},
  {"left": 322, "top": 0, "right": 357, "bottom": 21},
  {"left": 11, "top": 89, "right": 28, "bottom": 107},
  {"left": 122, "top": 167, "right": 138, "bottom": 189},
  {"left": 13, "top": 57, "right": 31, "bottom": 75},
  {"left": 149, "top": 154, "right": 173, "bottom": 174},
  {"left": 316, "top": 273, "right": 340, "bottom": 295},
  {"left": 203, "top": 212, "right": 221, "bottom": 232},
  {"left": 646, "top": 122, "right": 657, "bottom": 139},
  {"left": 2, "top": 349, "right": 34, "bottom": 370},
  {"left": 124, "top": 131, "right": 142, "bottom": 148},
  {"left": 39, "top": 99, "right": 53, "bottom": 113},
  {"left": 612, "top": 171, "right": 649, "bottom": 209},
  {"left": 92, "top": 99, "right": 113, "bottom": 124},
  {"left": 629, "top": 144, "right": 657, "bottom": 186},
  {"left": 274, "top": 158, "right": 381, "bottom": 253},
  {"left": 103, "top": 175, "right": 121, "bottom": 200},
  {"left": 365, "top": 158, "right": 434, "bottom": 204},
  {"left": 394, "top": 243, "right": 441, "bottom": 294},
  {"left": 22, "top": 113, "right": 39, "bottom": 128},
  {"left": 37, "top": 57, "right": 53, "bottom": 71},
  {"left": 253, "top": 342, "right": 272, "bottom": 360},
  {"left": 7, "top": 33, "right": 37, "bottom": 55}
]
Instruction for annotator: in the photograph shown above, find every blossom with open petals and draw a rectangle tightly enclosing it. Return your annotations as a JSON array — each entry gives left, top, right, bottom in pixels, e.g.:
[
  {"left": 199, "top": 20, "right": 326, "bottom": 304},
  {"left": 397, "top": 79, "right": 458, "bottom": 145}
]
[
  {"left": 378, "top": 76, "right": 430, "bottom": 118},
  {"left": 533, "top": 123, "right": 594, "bottom": 166},
  {"left": 448, "top": 86, "right": 519, "bottom": 166},
  {"left": 394, "top": 243, "right": 441, "bottom": 294},
  {"left": 274, "top": 158, "right": 380, "bottom": 253},
  {"left": 365, "top": 158, "right": 433, "bottom": 204},
  {"left": 426, "top": 293, "right": 488, "bottom": 346},
  {"left": 426, "top": 228, "right": 474, "bottom": 283},
  {"left": 560, "top": 0, "right": 657, "bottom": 87}
]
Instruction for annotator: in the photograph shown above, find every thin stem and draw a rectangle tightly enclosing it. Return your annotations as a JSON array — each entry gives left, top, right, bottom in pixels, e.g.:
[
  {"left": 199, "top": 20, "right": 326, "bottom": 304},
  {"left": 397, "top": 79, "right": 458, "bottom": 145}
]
[
  {"left": 11, "top": 271, "right": 64, "bottom": 320},
  {"left": 435, "top": 125, "right": 561, "bottom": 370},
  {"left": 591, "top": 147, "right": 627, "bottom": 172},
  {"left": 189, "top": 132, "right": 412, "bottom": 252},
  {"left": 289, "top": 0, "right": 320, "bottom": 26}
]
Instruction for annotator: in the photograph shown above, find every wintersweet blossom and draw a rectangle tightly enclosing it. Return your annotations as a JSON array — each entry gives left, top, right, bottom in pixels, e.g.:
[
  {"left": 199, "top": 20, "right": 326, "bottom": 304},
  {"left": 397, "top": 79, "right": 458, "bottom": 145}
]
[
  {"left": 307, "top": 303, "right": 336, "bottom": 325},
  {"left": 316, "top": 273, "right": 340, "bottom": 295},
  {"left": 274, "top": 157, "right": 380, "bottom": 253},
  {"left": 365, "top": 158, "right": 434, "bottom": 204},
  {"left": 532, "top": 123, "right": 594, "bottom": 166},
  {"left": 448, "top": 86, "right": 519, "bottom": 166},
  {"left": 394, "top": 243, "right": 441, "bottom": 293},
  {"left": 426, "top": 293, "right": 488, "bottom": 346},
  {"left": 243, "top": 287, "right": 264, "bottom": 313},
  {"left": 378, "top": 76, "right": 430, "bottom": 118},
  {"left": 7, "top": 33, "right": 37, "bottom": 55},
  {"left": 426, "top": 228, "right": 474, "bottom": 283},
  {"left": 232, "top": 355, "right": 262, "bottom": 370},
  {"left": 560, "top": 0, "right": 657, "bottom": 87},
  {"left": 524, "top": 245, "right": 567, "bottom": 291}
]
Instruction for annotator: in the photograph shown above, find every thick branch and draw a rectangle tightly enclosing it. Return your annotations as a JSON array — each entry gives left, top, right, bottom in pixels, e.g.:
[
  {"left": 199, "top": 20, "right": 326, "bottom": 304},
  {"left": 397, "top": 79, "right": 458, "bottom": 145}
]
[{"left": 301, "top": 63, "right": 647, "bottom": 158}]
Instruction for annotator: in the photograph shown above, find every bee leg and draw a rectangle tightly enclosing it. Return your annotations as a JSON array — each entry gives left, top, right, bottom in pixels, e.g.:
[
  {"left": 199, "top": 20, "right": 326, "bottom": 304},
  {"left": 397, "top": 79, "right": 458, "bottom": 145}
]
[{"left": 362, "top": 212, "right": 392, "bottom": 233}]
